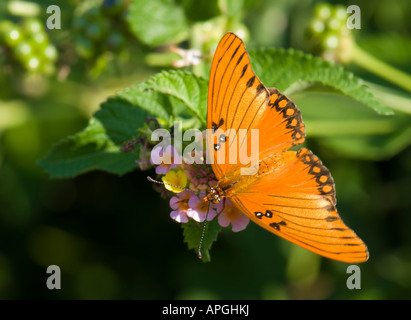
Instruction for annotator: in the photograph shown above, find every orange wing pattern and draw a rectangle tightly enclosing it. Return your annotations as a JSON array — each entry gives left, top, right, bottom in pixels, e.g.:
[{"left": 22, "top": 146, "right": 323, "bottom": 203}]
[
  {"left": 207, "top": 32, "right": 270, "bottom": 180},
  {"left": 207, "top": 33, "right": 369, "bottom": 263},
  {"left": 257, "top": 88, "right": 305, "bottom": 159},
  {"left": 231, "top": 148, "right": 369, "bottom": 263}
]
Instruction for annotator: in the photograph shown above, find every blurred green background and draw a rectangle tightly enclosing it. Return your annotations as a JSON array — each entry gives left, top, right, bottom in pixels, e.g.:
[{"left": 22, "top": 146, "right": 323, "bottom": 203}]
[{"left": 1, "top": 0, "right": 411, "bottom": 299}]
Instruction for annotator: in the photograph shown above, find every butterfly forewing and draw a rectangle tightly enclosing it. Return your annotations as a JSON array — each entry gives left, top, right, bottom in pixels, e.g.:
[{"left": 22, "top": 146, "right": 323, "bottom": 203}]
[{"left": 207, "top": 32, "right": 270, "bottom": 180}]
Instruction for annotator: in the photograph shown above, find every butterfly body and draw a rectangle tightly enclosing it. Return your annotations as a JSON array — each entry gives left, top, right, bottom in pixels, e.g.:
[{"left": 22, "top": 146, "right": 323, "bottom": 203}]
[{"left": 204, "top": 32, "right": 369, "bottom": 263}]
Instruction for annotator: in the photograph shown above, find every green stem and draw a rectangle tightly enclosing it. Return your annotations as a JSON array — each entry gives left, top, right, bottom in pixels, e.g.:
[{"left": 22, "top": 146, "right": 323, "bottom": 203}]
[
  {"left": 367, "top": 82, "right": 411, "bottom": 115},
  {"left": 351, "top": 43, "right": 411, "bottom": 93}
]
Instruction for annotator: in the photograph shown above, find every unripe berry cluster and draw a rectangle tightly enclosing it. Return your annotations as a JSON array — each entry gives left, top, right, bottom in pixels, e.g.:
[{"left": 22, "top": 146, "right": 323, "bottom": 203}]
[
  {"left": 306, "top": 3, "right": 353, "bottom": 62},
  {"left": 0, "top": 18, "right": 58, "bottom": 74},
  {"left": 73, "top": 0, "right": 129, "bottom": 60}
]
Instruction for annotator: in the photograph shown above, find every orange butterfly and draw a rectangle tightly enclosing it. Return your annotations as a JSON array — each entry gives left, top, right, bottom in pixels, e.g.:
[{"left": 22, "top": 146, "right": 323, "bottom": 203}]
[{"left": 203, "top": 32, "right": 369, "bottom": 263}]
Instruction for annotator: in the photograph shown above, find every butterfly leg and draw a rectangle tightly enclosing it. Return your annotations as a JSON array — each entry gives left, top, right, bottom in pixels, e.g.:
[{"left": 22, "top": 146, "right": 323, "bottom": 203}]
[{"left": 217, "top": 197, "right": 226, "bottom": 215}]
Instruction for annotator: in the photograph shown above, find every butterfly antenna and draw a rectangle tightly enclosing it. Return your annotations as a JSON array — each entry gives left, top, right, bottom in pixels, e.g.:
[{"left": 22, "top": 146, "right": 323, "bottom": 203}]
[
  {"left": 198, "top": 202, "right": 211, "bottom": 260},
  {"left": 148, "top": 176, "right": 209, "bottom": 259},
  {"left": 147, "top": 176, "right": 191, "bottom": 192}
]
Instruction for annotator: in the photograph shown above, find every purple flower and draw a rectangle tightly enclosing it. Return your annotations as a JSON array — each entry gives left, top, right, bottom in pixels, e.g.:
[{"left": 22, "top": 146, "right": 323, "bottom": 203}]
[
  {"left": 150, "top": 145, "right": 180, "bottom": 174},
  {"left": 186, "top": 192, "right": 222, "bottom": 222},
  {"left": 184, "top": 162, "right": 217, "bottom": 192},
  {"left": 169, "top": 190, "right": 192, "bottom": 223},
  {"left": 218, "top": 199, "right": 250, "bottom": 232}
]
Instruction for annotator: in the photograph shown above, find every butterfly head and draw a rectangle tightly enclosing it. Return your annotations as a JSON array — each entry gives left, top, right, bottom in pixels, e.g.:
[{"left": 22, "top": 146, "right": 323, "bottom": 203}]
[{"left": 204, "top": 184, "right": 225, "bottom": 204}]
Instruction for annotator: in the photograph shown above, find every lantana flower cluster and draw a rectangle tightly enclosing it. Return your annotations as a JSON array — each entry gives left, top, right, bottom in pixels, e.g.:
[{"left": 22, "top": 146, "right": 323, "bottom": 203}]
[{"left": 148, "top": 141, "right": 249, "bottom": 232}]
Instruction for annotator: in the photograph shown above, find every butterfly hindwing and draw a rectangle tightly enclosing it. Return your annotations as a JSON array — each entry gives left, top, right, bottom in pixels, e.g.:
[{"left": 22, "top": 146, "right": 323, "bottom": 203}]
[{"left": 230, "top": 148, "right": 369, "bottom": 263}]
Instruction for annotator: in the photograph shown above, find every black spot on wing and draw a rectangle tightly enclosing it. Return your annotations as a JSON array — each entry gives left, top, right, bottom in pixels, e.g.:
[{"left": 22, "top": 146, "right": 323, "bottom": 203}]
[
  {"left": 297, "top": 148, "right": 336, "bottom": 204},
  {"left": 240, "top": 64, "right": 248, "bottom": 78},
  {"left": 267, "top": 88, "right": 305, "bottom": 143},
  {"left": 270, "top": 221, "right": 287, "bottom": 231},
  {"left": 255, "top": 212, "right": 263, "bottom": 219},
  {"left": 231, "top": 44, "right": 240, "bottom": 59},
  {"left": 212, "top": 118, "right": 225, "bottom": 133},
  {"left": 246, "top": 76, "right": 256, "bottom": 87},
  {"left": 325, "top": 216, "right": 339, "bottom": 222},
  {"left": 256, "top": 83, "right": 266, "bottom": 96},
  {"left": 236, "top": 52, "right": 246, "bottom": 65},
  {"left": 255, "top": 210, "right": 275, "bottom": 219}
]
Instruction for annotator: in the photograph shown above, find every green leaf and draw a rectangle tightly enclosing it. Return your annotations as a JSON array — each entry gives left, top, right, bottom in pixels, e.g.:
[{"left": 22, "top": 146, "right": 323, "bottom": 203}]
[
  {"left": 38, "top": 117, "right": 138, "bottom": 178},
  {"left": 182, "top": 219, "right": 222, "bottom": 262},
  {"left": 116, "top": 85, "right": 172, "bottom": 122},
  {"left": 320, "top": 125, "right": 411, "bottom": 161},
  {"left": 127, "top": 0, "right": 188, "bottom": 47},
  {"left": 39, "top": 70, "right": 208, "bottom": 178},
  {"left": 139, "top": 70, "right": 208, "bottom": 126},
  {"left": 39, "top": 97, "right": 151, "bottom": 178},
  {"left": 96, "top": 97, "right": 152, "bottom": 144},
  {"left": 291, "top": 91, "right": 395, "bottom": 136},
  {"left": 249, "top": 48, "right": 393, "bottom": 115},
  {"left": 291, "top": 91, "right": 411, "bottom": 160},
  {"left": 179, "top": 0, "right": 221, "bottom": 22},
  {"left": 368, "top": 82, "right": 411, "bottom": 115},
  {"left": 118, "top": 71, "right": 208, "bottom": 127}
]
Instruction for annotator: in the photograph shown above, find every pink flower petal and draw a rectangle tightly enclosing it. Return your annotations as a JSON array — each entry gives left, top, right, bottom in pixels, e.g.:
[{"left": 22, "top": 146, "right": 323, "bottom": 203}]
[
  {"left": 217, "top": 199, "right": 249, "bottom": 232},
  {"left": 186, "top": 208, "right": 205, "bottom": 222},
  {"left": 206, "top": 206, "right": 219, "bottom": 221},
  {"left": 169, "top": 196, "right": 180, "bottom": 210},
  {"left": 188, "top": 194, "right": 202, "bottom": 209},
  {"left": 170, "top": 210, "right": 189, "bottom": 223},
  {"left": 151, "top": 145, "right": 180, "bottom": 166},
  {"left": 169, "top": 190, "right": 191, "bottom": 209},
  {"left": 187, "top": 192, "right": 220, "bottom": 222},
  {"left": 150, "top": 145, "right": 164, "bottom": 165},
  {"left": 156, "top": 164, "right": 169, "bottom": 175},
  {"left": 231, "top": 214, "right": 250, "bottom": 232},
  {"left": 218, "top": 212, "right": 230, "bottom": 228}
]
